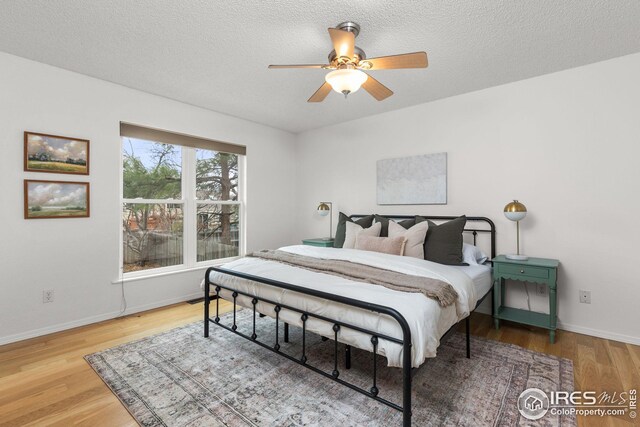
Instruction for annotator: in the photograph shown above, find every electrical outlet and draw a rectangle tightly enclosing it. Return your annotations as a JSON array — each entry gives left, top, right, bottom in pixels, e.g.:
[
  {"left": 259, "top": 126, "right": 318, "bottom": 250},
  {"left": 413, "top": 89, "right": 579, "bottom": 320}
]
[
  {"left": 536, "top": 284, "right": 546, "bottom": 296},
  {"left": 43, "top": 289, "right": 54, "bottom": 303},
  {"left": 579, "top": 290, "right": 591, "bottom": 304}
]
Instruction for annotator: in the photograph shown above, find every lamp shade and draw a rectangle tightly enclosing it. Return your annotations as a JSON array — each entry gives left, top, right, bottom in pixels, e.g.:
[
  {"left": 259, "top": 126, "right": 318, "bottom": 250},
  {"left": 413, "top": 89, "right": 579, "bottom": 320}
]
[
  {"left": 504, "top": 200, "right": 527, "bottom": 222},
  {"left": 317, "top": 202, "right": 331, "bottom": 217},
  {"left": 325, "top": 69, "right": 368, "bottom": 95}
]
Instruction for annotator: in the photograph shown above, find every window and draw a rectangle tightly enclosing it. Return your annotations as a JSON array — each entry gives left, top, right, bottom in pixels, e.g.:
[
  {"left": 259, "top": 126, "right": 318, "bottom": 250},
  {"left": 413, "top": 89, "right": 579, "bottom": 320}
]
[
  {"left": 195, "top": 149, "right": 240, "bottom": 262},
  {"left": 120, "top": 124, "right": 244, "bottom": 276}
]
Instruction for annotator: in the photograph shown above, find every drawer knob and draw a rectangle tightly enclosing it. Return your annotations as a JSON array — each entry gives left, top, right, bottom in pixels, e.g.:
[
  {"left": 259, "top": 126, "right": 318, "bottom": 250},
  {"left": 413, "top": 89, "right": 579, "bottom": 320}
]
[{"left": 520, "top": 269, "right": 525, "bottom": 273}]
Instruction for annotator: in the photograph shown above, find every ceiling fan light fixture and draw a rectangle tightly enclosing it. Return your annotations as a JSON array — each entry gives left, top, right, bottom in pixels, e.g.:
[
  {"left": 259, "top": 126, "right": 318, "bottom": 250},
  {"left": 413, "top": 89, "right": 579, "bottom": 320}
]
[
  {"left": 270, "top": 22, "right": 426, "bottom": 102},
  {"left": 325, "top": 69, "right": 368, "bottom": 97}
]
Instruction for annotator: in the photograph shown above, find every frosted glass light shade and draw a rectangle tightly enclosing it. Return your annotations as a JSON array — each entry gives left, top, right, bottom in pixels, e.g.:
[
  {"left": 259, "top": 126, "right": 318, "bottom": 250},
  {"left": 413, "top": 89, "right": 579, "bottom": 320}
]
[
  {"left": 504, "top": 211, "right": 527, "bottom": 221},
  {"left": 325, "top": 69, "right": 368, "bottom": 95}
]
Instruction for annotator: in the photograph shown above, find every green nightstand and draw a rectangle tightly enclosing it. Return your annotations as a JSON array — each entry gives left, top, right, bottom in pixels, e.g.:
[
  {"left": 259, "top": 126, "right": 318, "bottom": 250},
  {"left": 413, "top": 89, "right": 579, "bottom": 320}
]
[
  {"left": 492, "top": 255, "right": 560, "bottom": 343},
  {"left": 302, "top": 238, "right": 335, "bottom": 247}
]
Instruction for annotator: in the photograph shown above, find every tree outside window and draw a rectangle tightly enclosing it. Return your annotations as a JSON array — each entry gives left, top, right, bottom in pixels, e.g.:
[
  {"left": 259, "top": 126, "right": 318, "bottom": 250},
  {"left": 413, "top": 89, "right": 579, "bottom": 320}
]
[{"left": 122, "top": 138, "right": 241, "bottom": 274}]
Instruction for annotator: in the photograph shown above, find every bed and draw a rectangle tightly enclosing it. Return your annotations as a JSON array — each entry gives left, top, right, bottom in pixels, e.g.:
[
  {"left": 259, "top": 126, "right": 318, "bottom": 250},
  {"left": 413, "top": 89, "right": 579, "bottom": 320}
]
[{"left": 204, "top": 215, "right": 496, "bottom": 426}]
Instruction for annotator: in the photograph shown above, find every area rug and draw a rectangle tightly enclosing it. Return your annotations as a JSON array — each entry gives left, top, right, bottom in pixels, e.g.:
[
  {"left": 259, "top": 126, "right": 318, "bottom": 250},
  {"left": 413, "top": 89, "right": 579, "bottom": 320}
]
[{"left": 85, "top": 310, "right": 575, "bottom": 426}]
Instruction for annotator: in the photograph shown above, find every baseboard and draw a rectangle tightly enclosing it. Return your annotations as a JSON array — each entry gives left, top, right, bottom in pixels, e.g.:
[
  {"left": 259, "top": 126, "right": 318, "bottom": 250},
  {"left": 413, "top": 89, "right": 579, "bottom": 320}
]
[
  {"left": 473, "top": 305, "right": 640, "bottom": 346},
  {"left": 556, "top": 321, "right": 640, "bottom": 346},
  {"left": 0, "top": 292, "right": 203, "bottom": 346}
]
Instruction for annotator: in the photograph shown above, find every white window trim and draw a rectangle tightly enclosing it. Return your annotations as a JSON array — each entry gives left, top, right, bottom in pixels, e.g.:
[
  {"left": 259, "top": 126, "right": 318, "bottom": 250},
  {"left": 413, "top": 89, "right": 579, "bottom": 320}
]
[
  {"left": 117, "top": 138, "right": 245, "bottom": 283},
  {"left": 113, "top": 255, "right": 241, "bottom": 284}
]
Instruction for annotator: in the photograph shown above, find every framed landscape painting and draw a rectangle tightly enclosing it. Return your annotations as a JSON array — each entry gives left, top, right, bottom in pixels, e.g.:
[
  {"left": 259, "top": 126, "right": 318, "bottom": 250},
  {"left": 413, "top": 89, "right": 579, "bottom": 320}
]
[
  {"left": 24, "top": 180, "right": 90, "bottom": 219},
  {"left": 24, "top": 131, "right": 90, "bottom": 175}
]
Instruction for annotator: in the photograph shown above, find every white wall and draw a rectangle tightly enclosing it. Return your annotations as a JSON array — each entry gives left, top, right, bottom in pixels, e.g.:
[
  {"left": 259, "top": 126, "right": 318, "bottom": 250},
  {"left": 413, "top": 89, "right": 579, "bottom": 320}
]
[
  {"left": 295, "top": 53, "right": 640, "bottom": 345},
  {"left": 0, "top": 52, "right": 296, "bottom": 344},
  {"left": 3, "top": 50, "right": 639, "bottom": 347}
]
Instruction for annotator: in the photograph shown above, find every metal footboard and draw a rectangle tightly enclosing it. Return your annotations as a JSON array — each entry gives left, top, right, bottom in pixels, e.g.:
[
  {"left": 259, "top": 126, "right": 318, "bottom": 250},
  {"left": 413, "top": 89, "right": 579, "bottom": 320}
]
[{"left": 204, "top": 266, "right": 414, "bottom": 426}]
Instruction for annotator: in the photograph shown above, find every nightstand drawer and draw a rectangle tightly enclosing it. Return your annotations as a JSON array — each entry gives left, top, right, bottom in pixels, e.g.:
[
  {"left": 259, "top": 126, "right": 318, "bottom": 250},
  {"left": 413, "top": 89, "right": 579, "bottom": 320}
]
[{"left": 497, "top": 263, "right": 549, "bottom": 280}]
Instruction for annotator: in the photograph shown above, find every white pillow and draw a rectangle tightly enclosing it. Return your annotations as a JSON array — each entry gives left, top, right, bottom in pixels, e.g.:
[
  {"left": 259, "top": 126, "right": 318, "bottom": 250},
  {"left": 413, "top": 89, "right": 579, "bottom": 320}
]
[
  {"left": 343, "top": 221, "right": 381, "bottom": 249},
  {"left": 388, "top": 220, "right": 429, "bottom": 259},
  {"left": 462, "top": 243, "right": 488, "bottom": 265}
]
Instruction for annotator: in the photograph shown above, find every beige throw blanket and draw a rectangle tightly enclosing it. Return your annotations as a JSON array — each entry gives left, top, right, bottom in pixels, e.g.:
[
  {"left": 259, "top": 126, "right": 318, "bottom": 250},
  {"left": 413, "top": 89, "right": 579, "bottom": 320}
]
[{"left": 248, "top": 250, "right": 458, "bottom": 307}]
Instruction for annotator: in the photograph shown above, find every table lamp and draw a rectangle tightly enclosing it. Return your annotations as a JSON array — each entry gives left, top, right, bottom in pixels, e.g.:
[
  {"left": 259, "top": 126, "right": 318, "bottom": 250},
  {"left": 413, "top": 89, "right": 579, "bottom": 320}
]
[
  {"left": 504, "top": 200, "right": 528, "bottom": 260},
  {"left": 317, "top": 202, "right": 333, "bottom": 240}
]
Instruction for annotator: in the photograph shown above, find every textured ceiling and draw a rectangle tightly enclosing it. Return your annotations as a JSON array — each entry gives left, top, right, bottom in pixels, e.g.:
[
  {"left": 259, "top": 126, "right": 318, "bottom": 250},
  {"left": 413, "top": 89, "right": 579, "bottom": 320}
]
[{"left": 1, "top": 1, "right": 639, "bottom": 133}]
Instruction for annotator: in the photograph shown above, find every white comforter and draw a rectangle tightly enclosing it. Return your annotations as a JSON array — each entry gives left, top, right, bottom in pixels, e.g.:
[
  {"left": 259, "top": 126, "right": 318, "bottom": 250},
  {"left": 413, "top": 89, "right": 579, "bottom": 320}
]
[{"left": 207, "top": 245, "right": 477, "bottom": 368}]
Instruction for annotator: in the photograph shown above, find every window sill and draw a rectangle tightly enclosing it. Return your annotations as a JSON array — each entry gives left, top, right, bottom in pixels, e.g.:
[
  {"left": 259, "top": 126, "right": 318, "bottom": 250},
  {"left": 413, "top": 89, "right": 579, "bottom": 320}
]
[{"left": 112, "top": 257, "right": 241, "bottom": 284}]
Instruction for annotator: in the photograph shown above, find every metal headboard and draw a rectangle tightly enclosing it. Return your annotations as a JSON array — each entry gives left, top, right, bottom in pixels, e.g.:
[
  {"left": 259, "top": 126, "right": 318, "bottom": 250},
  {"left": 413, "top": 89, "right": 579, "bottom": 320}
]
[{"left": 349, "top": 214, "right": 496, "bottom": 259}]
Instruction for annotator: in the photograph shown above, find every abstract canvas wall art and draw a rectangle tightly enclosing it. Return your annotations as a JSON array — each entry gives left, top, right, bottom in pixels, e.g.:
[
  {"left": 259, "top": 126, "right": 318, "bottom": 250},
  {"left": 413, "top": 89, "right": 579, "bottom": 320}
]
[{"left": 377, "top": 153, "right": 447, "bottom": 205}]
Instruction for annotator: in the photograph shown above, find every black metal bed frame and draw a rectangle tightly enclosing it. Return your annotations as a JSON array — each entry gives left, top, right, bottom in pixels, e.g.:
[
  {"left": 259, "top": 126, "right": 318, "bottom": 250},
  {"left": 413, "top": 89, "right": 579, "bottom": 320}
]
[{"left": 204, "top": 215, "right": 496, "bottom": 426}]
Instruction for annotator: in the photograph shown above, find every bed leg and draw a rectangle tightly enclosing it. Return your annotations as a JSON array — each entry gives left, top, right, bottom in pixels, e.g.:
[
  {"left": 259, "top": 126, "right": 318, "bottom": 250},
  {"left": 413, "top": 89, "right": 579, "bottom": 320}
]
[
  {"left": 402, "top": 339, "right": 412, "bottom": 426},
  {"left": 465, "top": 316, "right": 470, "bottom": 359},
  {"left": 345, "top": 345, "right": 351, "bottom": 369},
  {"left": 284, "top": 322, "right": 289, "bottom": 343},
  {"left": 204, "top": 279, "right": 210, "bottom": 338}
]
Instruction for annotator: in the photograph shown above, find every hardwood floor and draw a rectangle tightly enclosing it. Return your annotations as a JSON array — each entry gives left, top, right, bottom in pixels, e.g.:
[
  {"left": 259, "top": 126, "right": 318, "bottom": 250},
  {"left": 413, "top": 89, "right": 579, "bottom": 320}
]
[
  {"left": 1, "top": 302, "right": 638, "bottom": 426},
  {"left": 0, "top": 300, "right": 233, "bottom": 427}
]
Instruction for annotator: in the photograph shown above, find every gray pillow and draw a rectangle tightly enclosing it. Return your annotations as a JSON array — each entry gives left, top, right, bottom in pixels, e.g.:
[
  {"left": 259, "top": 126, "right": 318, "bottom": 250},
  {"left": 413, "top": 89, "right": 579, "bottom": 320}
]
[
  {"left": 416, "top": 215, "right": 467, "bottom": 265},
  {"left": 334, "top": 212, "right": 374, "bottom": 248},
  {"left": 373, "top": 214, "right": 417, "bottom": 237}
]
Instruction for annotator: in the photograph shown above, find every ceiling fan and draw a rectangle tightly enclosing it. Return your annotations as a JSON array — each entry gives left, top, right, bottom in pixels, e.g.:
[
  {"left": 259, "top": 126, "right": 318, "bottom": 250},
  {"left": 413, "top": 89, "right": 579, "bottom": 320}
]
[{"left": 269, "top": 21, "right": 428, "bottom": 102}]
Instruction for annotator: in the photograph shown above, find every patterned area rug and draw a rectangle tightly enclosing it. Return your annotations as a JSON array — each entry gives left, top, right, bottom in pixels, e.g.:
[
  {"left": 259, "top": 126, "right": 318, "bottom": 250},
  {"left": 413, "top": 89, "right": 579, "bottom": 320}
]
[{"left": 86, "top": 310, "right": 575, "bottom": 426}]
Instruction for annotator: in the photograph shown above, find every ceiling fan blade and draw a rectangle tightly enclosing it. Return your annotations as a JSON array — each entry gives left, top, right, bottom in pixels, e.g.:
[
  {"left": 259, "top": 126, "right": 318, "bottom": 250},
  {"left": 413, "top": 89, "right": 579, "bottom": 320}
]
[
  {"left": 360, "top": 52, "right": 428, "bottom": 70},
  {"left": 362, "top": 74, "right": 393, "bottom": 101},
  {"left": 268, "top": 64, "right": 327, "bottom": 69},
  {"left": 308, "top": 82, "right": 332, "bottom": 102},
  {"left": 328, "top": 28, "right": 355, "bottom": 59}
]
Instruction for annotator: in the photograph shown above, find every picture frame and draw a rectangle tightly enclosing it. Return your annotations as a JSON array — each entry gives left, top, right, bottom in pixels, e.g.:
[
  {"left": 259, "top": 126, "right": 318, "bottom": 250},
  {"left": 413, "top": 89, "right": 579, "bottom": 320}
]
[
  {"left": 24, "top": 179, "right": 90, "bottom": 219},
  {"left": 24, "top": 131, "right": 90, "bottom": 175}
]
